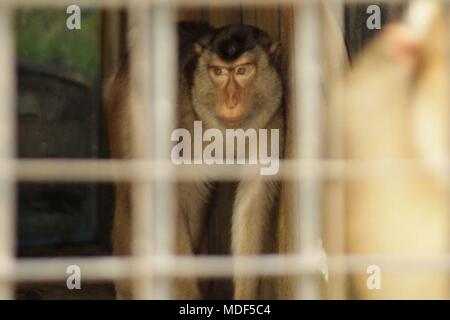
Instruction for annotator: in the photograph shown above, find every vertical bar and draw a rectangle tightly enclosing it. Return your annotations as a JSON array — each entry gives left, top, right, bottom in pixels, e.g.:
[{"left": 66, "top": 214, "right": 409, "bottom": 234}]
[
  {"left": 150, "top": 5, "right": 176, "bottom": 300},
  {"left": 408, "top": 0, "right": 449, "bottom": 298},
  {"left": 102, "top": 11, "right": 122, "bottom": 80},
  {"left": 329, "top": 1, "right": 345, "bottom": 32},
  {"left": 323, "top": 1, "right": 347, "bottom": 300},
  {"left": 446, "top": 1, "right": 450, "bottom": 300},
  {"left": 128, "top": 6, "right": 154, "bottom": 299},
  {"left": 0, "top": 7, "right": 16, "bottom": 300},
  {"left": 293, "top": 2, "right": 322, "bottom": 300}
]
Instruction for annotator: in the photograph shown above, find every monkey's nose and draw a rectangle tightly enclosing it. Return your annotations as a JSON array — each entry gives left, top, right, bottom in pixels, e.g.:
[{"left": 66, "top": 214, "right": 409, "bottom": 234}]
[
  {"left": 226, "top": 102, "right": 237, "bottom": 109},
  {"left": 226, "top": 94, "right": 238, "bottom": 109}
]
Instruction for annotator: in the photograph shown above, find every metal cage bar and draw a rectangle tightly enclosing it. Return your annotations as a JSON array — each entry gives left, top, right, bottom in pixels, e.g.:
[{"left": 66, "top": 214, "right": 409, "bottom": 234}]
[
  {"left": 0, "top": 0, "right": 412, "bottom": 9},
  {"left": 128, "top": 6, "right": 154, "bottom": 299},
  {"left": 0, "top": 7, "right": 16, "bottom": 300},
  {"left": 8, "top": 159, "right": 450, "bottom": 182},
  {"left": 14, "top": 254, "right": 450, "bottom": 282},
  {"left": 324, "top": 0, "right": 347, "bottom": 300},
  {"left": 149, "top": 4, "right": 177, "bottom": 299},
  {"left": 293, "top": 2, "right": 323, "bottom": 300}
]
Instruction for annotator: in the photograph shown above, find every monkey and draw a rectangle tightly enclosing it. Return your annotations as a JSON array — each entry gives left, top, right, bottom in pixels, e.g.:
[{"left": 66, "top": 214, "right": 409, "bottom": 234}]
[
  {"left": 177, "top": 24, "right": 285, "bottom": 300},
  {"left": 340, "top": 7, "right": 449, "bottom": 299},
  {"left": 106, "top": 22, "right": 285, "bottom": 300}
]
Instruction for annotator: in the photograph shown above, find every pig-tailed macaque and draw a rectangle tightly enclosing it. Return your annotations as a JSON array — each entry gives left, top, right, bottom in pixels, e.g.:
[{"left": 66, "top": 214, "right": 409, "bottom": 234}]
[
  {"left": 342, "top": 5, "right": 449, "bottom": 299},
  {"left": 106, "top": 22, "right": 284, "bottom": 300},
  {"left": 187, "top": 25, "right": 284, "bottom": 300}
]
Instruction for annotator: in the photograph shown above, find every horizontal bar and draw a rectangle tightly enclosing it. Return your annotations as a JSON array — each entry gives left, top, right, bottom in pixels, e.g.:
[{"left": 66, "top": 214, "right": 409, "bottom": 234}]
[
  {"left": 1, "top": 0, "right": 410, "bottom": 9},
  {"left": 5, "top": 159, "right": 450, "bottom": 182},
  {"left": 13, "top": 254, "right": 450, "bottom": 282}
]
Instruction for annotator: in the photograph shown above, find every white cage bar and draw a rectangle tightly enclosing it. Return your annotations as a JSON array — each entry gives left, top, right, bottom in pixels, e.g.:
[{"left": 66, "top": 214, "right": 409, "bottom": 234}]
[
  {"left": 149, "top": 4, "right": 177, "bottom": 299},
  {"left": 9, "top": 159, "right": 450, "bottom": 182},
  {"left": 293, "top": 1, "right": 323, "bottom": 300},
  {"left": 0, "top": 0, "right": 413, "bottom": 8},
  {"left": 325, "top": 0, "right": 346, "bottom": 300},
  {"left": 15, "top": 254, "right": 450, "bottom": 283},
  {"left": 128, "top": 5, "right": 154, "bottom": 299},
  {"left": 0, "top": 6, "right": 16, "bottom": 300}
]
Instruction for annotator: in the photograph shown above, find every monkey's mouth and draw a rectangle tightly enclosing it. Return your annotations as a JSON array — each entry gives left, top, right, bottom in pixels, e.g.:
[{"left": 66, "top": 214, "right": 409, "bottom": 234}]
[{"left": 219, "top": 116, "right": 246, "bottom": 127}]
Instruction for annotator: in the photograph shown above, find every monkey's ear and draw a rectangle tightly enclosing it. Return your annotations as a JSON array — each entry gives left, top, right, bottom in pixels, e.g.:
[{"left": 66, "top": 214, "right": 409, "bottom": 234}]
[
  {"left": 194, "top": 42, "right": 205, "bottom": 56},
  {"left": 269, "top": 42, "right": 282, "bottom": 56}
]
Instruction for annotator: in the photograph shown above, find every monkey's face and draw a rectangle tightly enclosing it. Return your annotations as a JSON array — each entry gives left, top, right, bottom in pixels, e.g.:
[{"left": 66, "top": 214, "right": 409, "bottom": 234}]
[
  {"left": 191, "top": 25, "right": 282, "bottom": 130},
  {"left": 206, "top": 51, "right": 257, "bottom": 127},
  {"left": 193, "top": 46, "right": 282, "bottom": 130}
]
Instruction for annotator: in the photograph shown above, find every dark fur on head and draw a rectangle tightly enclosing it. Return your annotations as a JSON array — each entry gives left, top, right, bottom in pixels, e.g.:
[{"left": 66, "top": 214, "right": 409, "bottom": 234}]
[
  {"left": 180, "top": 23, "right": 281, "bottom": 87},
  {"left": 178, "top": 21, "right": 215, "bottom": 71},
  {"left": 178, "top": 21, "right": 215, "bottom": 87},
  {"left": 209, "top": 24, "right": 273, "bottom": 62}
]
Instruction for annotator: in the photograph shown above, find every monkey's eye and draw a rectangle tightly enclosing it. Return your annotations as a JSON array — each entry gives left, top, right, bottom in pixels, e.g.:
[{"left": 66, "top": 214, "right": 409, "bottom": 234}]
[
  {"left": 235, "top": 66, "right": 247, "bottom": 75},
  {"left": 212, "top": 67, "right": 226, "bottom": 76}
]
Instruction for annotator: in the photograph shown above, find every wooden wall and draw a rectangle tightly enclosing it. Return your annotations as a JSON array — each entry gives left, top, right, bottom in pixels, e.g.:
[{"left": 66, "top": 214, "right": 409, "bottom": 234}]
[
  {"left": 178, "top": 5, "right": 285, "bottom": 42},
  {"left": 101, "top": 4, "right": 409, "bottom": 81}
]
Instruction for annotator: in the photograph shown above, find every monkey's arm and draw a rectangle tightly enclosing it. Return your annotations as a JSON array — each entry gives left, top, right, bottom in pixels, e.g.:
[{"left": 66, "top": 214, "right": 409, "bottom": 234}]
[
  {"left": 174, "top": 181, "right": 213, "bottom": 299},
  {"left": 232, "top": 179, "right": 280, "bottom": 300}
]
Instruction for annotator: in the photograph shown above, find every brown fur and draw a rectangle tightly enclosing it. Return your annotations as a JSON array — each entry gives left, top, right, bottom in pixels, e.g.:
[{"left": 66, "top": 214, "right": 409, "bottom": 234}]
[{"left": 180, "top": 40, "right": 285, "bottom": 299}]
